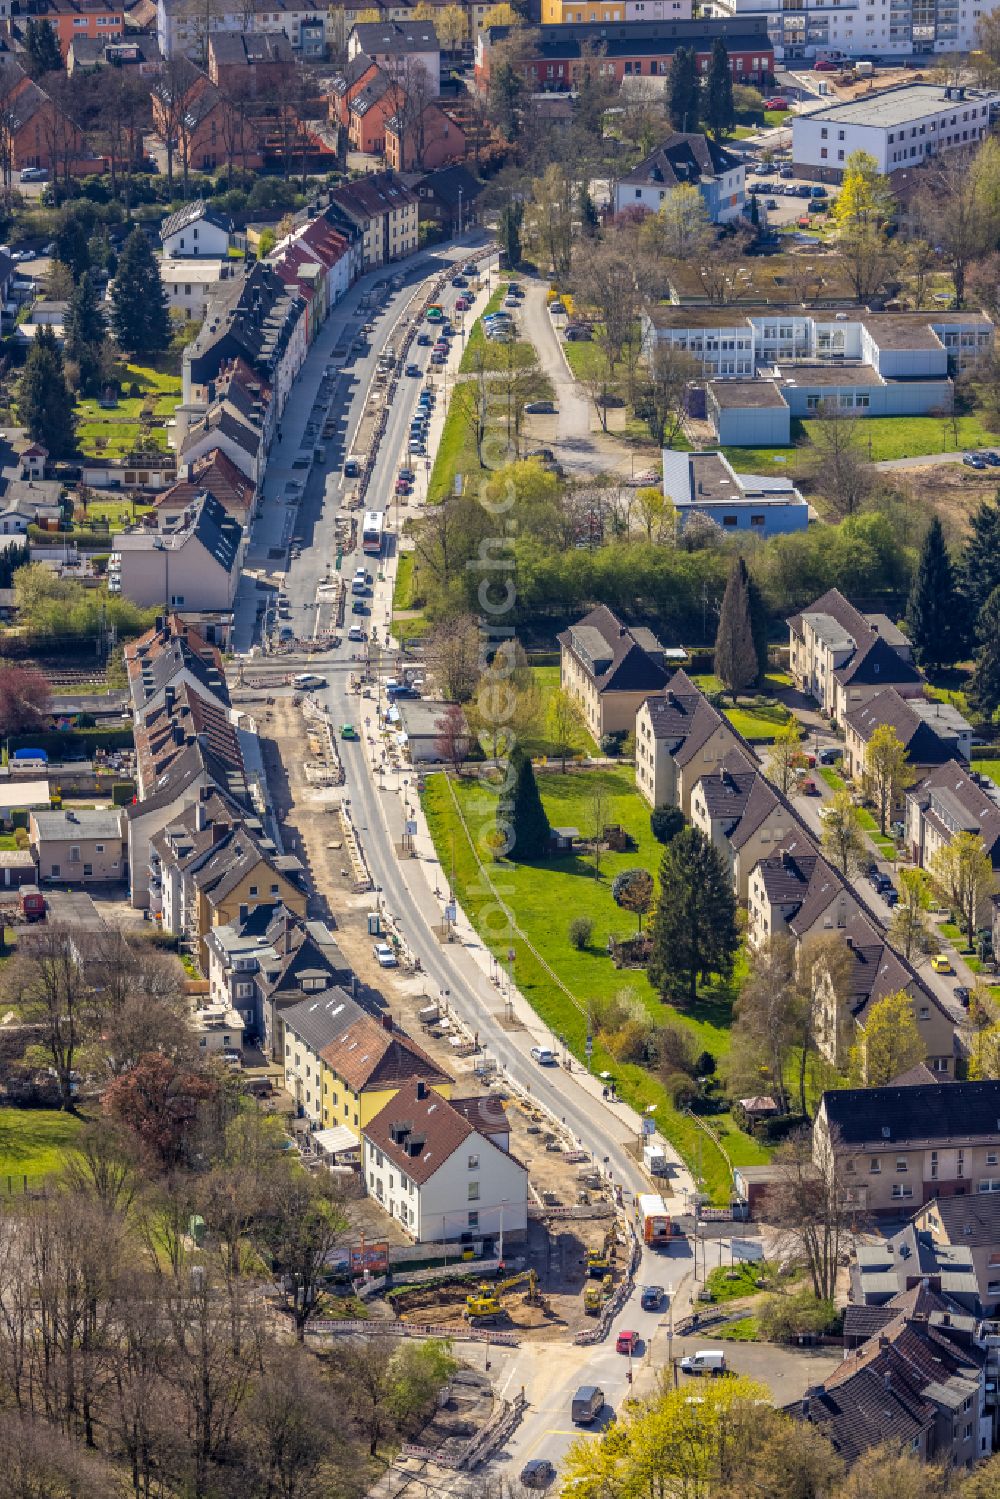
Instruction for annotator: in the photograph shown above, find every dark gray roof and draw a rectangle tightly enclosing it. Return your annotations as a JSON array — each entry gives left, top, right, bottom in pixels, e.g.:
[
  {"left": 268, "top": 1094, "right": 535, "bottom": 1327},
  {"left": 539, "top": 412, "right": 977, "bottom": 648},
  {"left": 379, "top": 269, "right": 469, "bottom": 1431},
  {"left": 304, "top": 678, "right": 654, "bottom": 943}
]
[
  {"left": 558, "top": 605, "right": 669, "bottom": 697},
  {"left": 619, "top": 131, "right": 741, "bottom": 191},
  {"left": 161, "top": 199, "right": 232, "bottom": 244},
  {"left": 821, "top": 1080, "right": 1000, "bottom": 1147},
  {"left": 925, "top": 1192, "right": 1000, "bottom": 1248},
  {"left": 192, "top": 492, "right": 242, "bottom": 575},
  {"left": 209, "top": 29, "right": 293, "bottom": 65},
  {"left": 845, "top": 687, "right": 956, "bottom": 765},
  {"left": 352, "top": 19, "right": 439, "bottom": 52},
  {"left": 282, "top": 989, "right": 369, "bottom": 1054}
]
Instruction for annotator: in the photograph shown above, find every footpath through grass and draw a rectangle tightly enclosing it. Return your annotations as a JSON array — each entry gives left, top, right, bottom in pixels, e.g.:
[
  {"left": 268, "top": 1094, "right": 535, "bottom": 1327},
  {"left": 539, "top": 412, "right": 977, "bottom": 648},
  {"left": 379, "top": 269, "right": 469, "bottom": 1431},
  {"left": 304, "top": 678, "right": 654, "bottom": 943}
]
[
  {"left": 0, "top": 1106, "right": 83, "bottom": 1183},
  {"left": 423, "top": 767, "right": 771, "bottom": 1202}
]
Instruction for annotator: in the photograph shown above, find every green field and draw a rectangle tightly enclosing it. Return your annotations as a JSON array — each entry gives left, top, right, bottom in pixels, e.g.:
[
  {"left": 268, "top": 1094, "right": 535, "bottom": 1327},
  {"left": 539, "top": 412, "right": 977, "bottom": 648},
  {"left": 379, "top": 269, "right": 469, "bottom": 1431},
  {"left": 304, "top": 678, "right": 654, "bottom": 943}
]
[
  {"left": 75, "top": 361, "right": 181, "bottom": 460},
  {"left": 422, "top": 767, "right": 771, "bottom": 1202},
  {"left": 525, "top": 665, "right": 599, "bottom": 760},
  {"left": 0, "top": 1107, "right": 83, "bottom": 1183},
  {"left": 725, "top": 703, "right": 792, "bottom": 743},
  {"left": 722, "top": 414, "right": 1000, "bottom": 475}
]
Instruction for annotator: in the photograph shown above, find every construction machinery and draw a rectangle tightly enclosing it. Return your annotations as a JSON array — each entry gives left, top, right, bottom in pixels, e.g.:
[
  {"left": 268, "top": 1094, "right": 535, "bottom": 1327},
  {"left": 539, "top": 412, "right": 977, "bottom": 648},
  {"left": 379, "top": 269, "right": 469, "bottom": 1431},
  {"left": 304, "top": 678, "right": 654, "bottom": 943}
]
[
  {"left": 583, "top": 1285, "right": 602, "bottom": 1315},
  {"left": 465, "top": 1289, "right": 502, "bottom": 1324},
  {"left": 465, "top": 1268, "right": 544, "bottom": 1325},
  {"left": 495, "top": 1268, "right": 541, "bottom": 1303},
  {"left": 586, "top": 1229, "right": 618, "bottom": 1279}
]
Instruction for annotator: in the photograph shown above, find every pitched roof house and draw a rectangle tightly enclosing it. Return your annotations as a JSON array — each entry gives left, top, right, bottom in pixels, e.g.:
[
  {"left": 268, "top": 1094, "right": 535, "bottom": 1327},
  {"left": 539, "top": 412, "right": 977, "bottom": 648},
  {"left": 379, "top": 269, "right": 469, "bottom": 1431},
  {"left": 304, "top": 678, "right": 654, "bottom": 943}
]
[
  {"left": 844, "top": 687, "right": 973, "bottom": 783},
  {"left": 787, "top": 587, "right": 923, "bottom": 725},
  {"left": 559, "top": 604, "right": 683, "bottom": 739},
  {"left": 635, "top": 667, "right": 745, "bottom": 813},
  {"left": 906, "top": 759, "right": 1000, "bottom": 875}
]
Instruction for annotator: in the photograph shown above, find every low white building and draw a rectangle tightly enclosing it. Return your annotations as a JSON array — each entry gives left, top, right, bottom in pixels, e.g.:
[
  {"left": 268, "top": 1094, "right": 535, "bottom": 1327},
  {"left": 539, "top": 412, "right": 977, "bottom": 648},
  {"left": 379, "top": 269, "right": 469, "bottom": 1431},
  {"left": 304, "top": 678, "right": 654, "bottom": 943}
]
[
  {"left": 160, "top": 201, "right": 233, "bottom": 258},
  {"left": 714, "top": 0, "right": 986, "bottom": 62},
  {"left": 662, "top": 449, "right": 808, "bottom": 537},
  {"left": 160, "top": 258, "right": 238, "bottom": 319},
  {"left": 191, "top": 1000, "right": 244, "bottom": 1055},
  {"left": 362, "top": 1080, "right": 528, "bottom": 1244},
  {"left": 792, "top": 83, "right": 1000, "bottom": 181},
  {"left": 614, "top": 131, "right": 744, "bottom": 223}
]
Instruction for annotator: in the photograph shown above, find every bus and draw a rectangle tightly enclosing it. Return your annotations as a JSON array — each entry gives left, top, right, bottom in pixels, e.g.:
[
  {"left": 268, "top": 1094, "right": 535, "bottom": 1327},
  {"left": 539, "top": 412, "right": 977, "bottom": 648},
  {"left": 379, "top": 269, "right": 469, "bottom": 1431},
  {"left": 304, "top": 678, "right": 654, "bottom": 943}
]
[{"left": 362, "top": 510, "right": 385, "bottom": 556}]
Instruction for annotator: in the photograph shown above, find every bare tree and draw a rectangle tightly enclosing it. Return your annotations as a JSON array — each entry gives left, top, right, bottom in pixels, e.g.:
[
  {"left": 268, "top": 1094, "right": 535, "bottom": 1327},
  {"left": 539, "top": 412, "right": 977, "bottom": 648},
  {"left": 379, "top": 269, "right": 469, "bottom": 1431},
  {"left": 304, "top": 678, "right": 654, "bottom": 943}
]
[
  {"left": 423, "top": 614, "right": 482, "bottom": 701},
  {"left": 154, "top": 56, "right": 199, "bottom": 189},
  {"left": 836, "top": 224, "right": 900, "bottom": 304},
  {"left": 635, "top": 342, "right": 699, "bottom": 448},
  {"left": 809, "top": 401, "right": 872, "bottom": 519},
  {"left": 767, "top": 1126, "right": 861, "bottom": 1302},
  {"left": 4, "top": 926, "right": 100, "bottom": 1110}
]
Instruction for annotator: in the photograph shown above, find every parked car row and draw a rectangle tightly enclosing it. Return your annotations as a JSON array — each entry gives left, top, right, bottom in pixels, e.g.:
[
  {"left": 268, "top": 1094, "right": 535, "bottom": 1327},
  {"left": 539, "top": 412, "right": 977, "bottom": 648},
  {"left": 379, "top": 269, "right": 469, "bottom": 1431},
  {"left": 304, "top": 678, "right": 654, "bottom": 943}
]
[{"left": 963, "top": 450, "right": 1000, "bottom": 469}]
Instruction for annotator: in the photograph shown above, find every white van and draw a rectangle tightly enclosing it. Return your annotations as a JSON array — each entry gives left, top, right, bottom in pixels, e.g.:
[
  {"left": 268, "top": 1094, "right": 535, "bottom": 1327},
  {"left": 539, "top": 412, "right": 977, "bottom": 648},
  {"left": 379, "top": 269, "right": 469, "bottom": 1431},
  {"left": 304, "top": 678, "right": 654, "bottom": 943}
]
[{"left": 679, "top": 1350, "right": 726, "bottom": 1377}]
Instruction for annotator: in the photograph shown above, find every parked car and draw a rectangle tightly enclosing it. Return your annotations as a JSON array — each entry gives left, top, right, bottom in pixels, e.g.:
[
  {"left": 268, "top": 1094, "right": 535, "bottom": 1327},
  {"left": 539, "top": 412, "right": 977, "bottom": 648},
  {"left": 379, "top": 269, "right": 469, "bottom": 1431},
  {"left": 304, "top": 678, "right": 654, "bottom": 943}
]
[
  {"left": 964, "top": 453, "right": 987, "bottom": 469},
  {"left": 680, "top": 1350, "right": 727, "bottom": 1376},
  {"left": 800, "top": 777, "right": 819, "bottom": 795},
  {"left": 931, "top": 953, "right": 954, "bottom": 974},
  {"left": 398, "top": 467, "right": 415, "bottom": 481},
  {"left": 525, "top": 400, "right": 557, "bottom": 413},
  {"left": 373, "top": 942, "right": 398, "bottom": 967},
  {"left": 405, "top": 363, "right": 420, "bottom": 377},
  {"left": 813, "top": 57, "right": 839, "bottom": 69},
  {"left": 521, "top": 1461, "right": 555, "bottom": 1490},
  {"left": 565, "top": 324, "right": 592, "bottom": 341},
  {"left": 765, "top": 96, "right": 790, "bottom": 108},
  {"left": 19, "top": 166, "right": 47, "bottom": 182},
  {"left": 765, "top": 198, "right": 779, "bottom": 209},
  {"left": 530, "top": 1046, "right": 556, "bottom": 1065},
  {"left": 779, "top": 165, "right": 795, "bottom": 178},
  {"left": 549, "top": 299, "right": 567, "bottom": 314},
  {"left": 347, "top": 624, "right": 366, "bottom": 641},
  {"left": 882, "top": 886, "right": 898, "bottom": 907},
  {"left": 293, "top": 673, "right": 327, "bottom": 689},
  {"left": 817, "top": 746, "right": 843, "bottom": 765},
  {"left": 981, "top": 450, "right": 1000, "bottom": 466},
  {"left": 810, "top": 185, "right": 828, "bottom": 198},
  {"left": 955, "top": 986, "right": 972, "bottom": 1007}
]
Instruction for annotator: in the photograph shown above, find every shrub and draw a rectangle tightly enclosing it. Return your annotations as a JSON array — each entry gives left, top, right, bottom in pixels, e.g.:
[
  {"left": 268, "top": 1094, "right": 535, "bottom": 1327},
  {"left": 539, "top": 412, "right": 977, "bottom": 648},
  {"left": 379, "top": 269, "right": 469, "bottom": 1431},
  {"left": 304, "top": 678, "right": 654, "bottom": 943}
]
[
  {"left": 695, "top": 1050, "right": 716, "bottom": 1076},
  {"left": 663, "top": 1070, "right": 700, "bottom": 1107},
  {"left": 605, "top": 1016, "right": 659, "bottom": 1065},
  {"left": 757, "top": 1291, "right": 840, "bottom": 1343},
  {"left": 568, "top": 916, "right": 592, "bottom": 950},
  {"left": 600, "top": 730, "right": 626, "bottom": 756},
  {"left": 659, "top": 1021, "right": 699, "bottom": 1078},
  {"left": 650, "top": 804, "right": 685, "bottom": 844},
  {"left": 111, "top": 781, "right": 135, "bottom": 806},
  {"left": 10, "top": 810, "right": 27, "bottom": 830}
]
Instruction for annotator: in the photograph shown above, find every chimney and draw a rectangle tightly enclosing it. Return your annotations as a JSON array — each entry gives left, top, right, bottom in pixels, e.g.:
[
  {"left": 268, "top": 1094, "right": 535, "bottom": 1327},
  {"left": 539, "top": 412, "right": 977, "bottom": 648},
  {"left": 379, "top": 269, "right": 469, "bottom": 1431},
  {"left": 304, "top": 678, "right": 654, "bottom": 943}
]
[
  {"left": 155, "top": 614, "right": 166, "bottom": 632},
  {"left": 883, "top": 1370, "right": 891, "bottom": 1391},
  {"left": 879, "top": 1335, "right": 889, "bottom": 1348},
  {"left": 381, "top": 1012, "right": 394, "bottom": 1032},
  {"left": 195, "top": 801, "right": 207, "bottom": 833},
  {"left": 165, "top": 685, "right": 176, "bottom": 710},
  {"left": 239, "top": 903, "right": 249, "bottom": 924},
  {"left": 416, "top": 1079, "right": 428, "bottom": 1100}
]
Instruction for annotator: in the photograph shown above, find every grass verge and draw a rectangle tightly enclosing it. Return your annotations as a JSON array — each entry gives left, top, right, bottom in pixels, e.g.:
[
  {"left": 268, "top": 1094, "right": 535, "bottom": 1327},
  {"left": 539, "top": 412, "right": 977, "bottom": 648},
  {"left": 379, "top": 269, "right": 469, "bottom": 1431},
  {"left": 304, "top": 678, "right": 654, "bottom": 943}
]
[
  {"left": 0, "top": 1106, "right": 83, "bottom": 1182},
  {"left": 422, "top": 768, "right": 771, "bottom": 1203}
]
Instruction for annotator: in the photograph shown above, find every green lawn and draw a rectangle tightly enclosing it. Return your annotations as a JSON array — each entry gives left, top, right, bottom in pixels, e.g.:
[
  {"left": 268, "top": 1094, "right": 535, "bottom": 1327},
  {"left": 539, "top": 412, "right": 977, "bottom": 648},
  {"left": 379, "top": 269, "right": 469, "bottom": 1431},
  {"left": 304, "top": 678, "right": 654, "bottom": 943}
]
[
  {"left": 973, "top": 758, "right": 1000, "bottom": 783},
  {"left": 725, "top": 702, "right": 792, "bottom": 743},
  {"left": 393, "top": 550, "right": 415, "bottom": 613},
  {"left": 75, "top": 361, "right": 181, "bottom": 460},
  {"left": 423, "top": 767, "right": 771, "bottom": 1203},
  {"left": 526, "top": 666, "right": 599, "bottom": 760},
  {"left": 0, "top": 1107, "right": 83, "bottom": 1183},
  {"left": 818, "top": 766, "right": 845, "bottom": 793},
  {"left": 706, "top": 1261, "right": 771, "bottom": 1301},
  {"left": 722, "top": 414, "right": 1000, "bottom": 471},
  {"left": 716, "top": 1316, "right": 760, "bottom": 1341},
  {"left": 561, "top": 335, "right": 609, "bottom": 385},
  {"left": 460, "top": 277, "right": 537, "bottom": 373}
]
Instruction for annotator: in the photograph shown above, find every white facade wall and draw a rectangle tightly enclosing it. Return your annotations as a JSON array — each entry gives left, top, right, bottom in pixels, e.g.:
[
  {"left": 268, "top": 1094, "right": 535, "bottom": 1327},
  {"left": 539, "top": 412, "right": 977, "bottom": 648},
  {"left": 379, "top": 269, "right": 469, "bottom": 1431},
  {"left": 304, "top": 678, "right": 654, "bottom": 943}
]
[
  {"left": 362, "top": 1131, "right": 528, "bottom": 1242},
  {"left": 614, "top": 162, "right": 745, "bottom": 223},
  {"left": 625, "top": 0, "right": 692, "bottom": 15},
  {"left": 793, "top": 92, "right": 994, "bottom": 177},
  {"left": 161, "top": 219, "right": 230, "bottom": 258},
  {"left": 112, "top": 537, "right": 237, "bottom": 612},
  {"left": 161, "top": 260, "right": 231, "bottom": 318}
]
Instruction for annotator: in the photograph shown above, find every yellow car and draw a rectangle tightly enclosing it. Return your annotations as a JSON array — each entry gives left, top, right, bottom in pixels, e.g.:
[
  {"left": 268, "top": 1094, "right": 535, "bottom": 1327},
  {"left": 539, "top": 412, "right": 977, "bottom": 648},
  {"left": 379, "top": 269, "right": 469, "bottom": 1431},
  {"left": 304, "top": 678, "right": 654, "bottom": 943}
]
[{"left": 930, "top": 954, "right": 953, "bottom": 975}]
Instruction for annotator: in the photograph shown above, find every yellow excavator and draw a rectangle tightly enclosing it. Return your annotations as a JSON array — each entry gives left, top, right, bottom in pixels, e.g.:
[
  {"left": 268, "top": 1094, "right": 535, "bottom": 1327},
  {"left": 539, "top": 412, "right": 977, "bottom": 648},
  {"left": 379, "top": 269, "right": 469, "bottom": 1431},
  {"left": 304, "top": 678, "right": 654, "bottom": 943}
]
[
  {"left": 586, "top": 1230, "right": 618, "bottom": 1279},
  {"left": 583, "top": 1272, "right": 615, "bottom": 1315},
  {"left": 465, "top": 1268, "right": 544, "bottom": 1325}
]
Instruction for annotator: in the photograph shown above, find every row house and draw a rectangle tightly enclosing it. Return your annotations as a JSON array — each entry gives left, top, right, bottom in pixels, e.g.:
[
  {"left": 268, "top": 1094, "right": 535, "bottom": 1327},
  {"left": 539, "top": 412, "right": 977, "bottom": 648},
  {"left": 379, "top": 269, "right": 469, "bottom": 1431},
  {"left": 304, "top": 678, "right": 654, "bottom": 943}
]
[
  {"left": 205, "top": 900, "right": 351, "bottom": 1051},
  {"left": 269, "top": 212, "right": 354, "bottom": 341},
  {"left": 29, "top": 0, "right": 125, "bottom": 56},
  {"left": 328, "top": 171, "right": 418, "bottom": 269},
  {"left": 475, "top": 17, "right": 773, "bottom": 91},
  {"left": 109, "top": 491, "right": 244, "bottom": 616},
  {"left": 906, "top": 758, "right": 1000, "bottom": 879},
  {"left": 690, "top": 751, "right": 798, "bottom": 902},
  {"left": 0, "top": 56, "right": 89, "bottom": 175},
  {"left": 348, "top": 19, "right": 441, "bottom": 94},
  {"left": 157, "top": 0, "right": 333, "bottom": 58},
  {"left": 281, "top": 989, "right": 453, "bottom": 1137},
  {"left": 183, "top": 261, "right": 306, "bottom": 418},
  {"left": 844, "top": 687, "right": 973, "bottom": 785},
  {"left": 206, "top": 28, "right": 294, "bottom": 92},
  {"left": 816, "top": 1078, "right": 1000, "bottom": 1215},
  {"left": 384, "top": 98, "right": 465, "bottom": 171},
  {"left": 153, "top": 446, "right": 256, "bottom": 532},
  {"left": 558, "top": 604, "right": 677, "bottom": 741},
  {"left": 787, "top": 586, "right": 923, "bottom": 724},
  {"left": 151, "top": 71, "right": 263, "bottom": 175},
  {"left": 635, "top": 668, "right": 746, "bottom": 814}
]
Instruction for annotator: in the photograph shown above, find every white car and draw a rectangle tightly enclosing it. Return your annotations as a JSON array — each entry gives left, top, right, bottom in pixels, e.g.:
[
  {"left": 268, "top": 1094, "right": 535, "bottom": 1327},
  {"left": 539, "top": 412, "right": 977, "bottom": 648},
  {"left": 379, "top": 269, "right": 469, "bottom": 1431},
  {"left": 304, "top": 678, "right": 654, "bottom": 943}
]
[
  {"left": 348, "top": 624, "right": 366, "bottom": 642},
  {"left": 373, "top": 942, "right": 398, "bottom": 968},
  {"left": 530, "top": 1046, "right": 556, "bottom": 1066},
  {"left": 293, "top": 673, "right": 327, "bottom": 690}
]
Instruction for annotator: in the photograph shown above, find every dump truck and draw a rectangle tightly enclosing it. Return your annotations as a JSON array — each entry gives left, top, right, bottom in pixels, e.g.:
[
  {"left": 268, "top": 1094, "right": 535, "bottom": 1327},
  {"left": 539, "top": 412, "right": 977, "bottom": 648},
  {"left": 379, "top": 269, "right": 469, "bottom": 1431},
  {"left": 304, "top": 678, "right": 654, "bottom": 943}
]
[{"left": 636, "top": 1193, "right": 672, "bottom": 1247}]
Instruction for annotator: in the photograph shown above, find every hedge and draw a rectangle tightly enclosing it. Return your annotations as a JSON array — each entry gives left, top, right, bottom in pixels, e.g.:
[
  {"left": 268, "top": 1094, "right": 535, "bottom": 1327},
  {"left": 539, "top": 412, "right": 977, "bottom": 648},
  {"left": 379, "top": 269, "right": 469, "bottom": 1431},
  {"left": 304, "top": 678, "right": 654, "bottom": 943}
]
[
  {"left": 111, "top": 781, "right": 136, "bottom": 806},
  {"left": 7, "top": 727, "right": 134, "bottom": 757},
  {"left": 28, "top": 526, "right": 113, "bottom": 550}
]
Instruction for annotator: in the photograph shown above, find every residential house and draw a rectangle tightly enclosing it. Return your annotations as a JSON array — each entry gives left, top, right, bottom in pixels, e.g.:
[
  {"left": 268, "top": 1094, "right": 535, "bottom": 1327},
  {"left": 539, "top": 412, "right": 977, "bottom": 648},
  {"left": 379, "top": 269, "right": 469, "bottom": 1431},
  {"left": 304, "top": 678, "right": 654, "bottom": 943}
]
[
  {"left": 109, "top": 493, "right": 244, "bottom": 614},
  {"left": 328, "top": 50, "right": 381, "bottom": 129},
  {"left": 690, "top": 754, "right": 799, "bottom": 901},
  {"left": 151, "top": 73, "right": 262, "bottom": 176},
  {"left": 191, "top": 1001, "right": 244, "bottom": 1056},
  {"left": 66, "top": 34, "right": 161, "bottom": 73},
  {"left": 914, "top": 1196, "right": 1000, "bottom": 1313},
  {"left": 814, "top": 1079, "right": 1000, "bottom": 1214},
  {"left": 152, "top": 450, "right": 255, "bottom": 530},
  {"left": 29, "top": 808, "right": 126, "bottom": 884},
  {"left": 328, "top": 172, "right": 418, "bottom": 269},
  {"left": 384, "top": 99, "right": 465, "bottom": 171},
  {"left": 124, "top": 613, "right": 229, "bottom": 730},
  {"left": 206, "top": 29, "right": 294, "bottom": 91},
  {"left": 157, "top": 0, "right": 334, "bottom": 58},
  {"left": 0, "top": 482, "right": 63, "bottom": 536},
  {"left": 747, "top": 837, "right": 864, "bottom": 948},
  {"left": 160, "top": 200, "right": 233, "bottom": 258},
  {"left": 148, "top": 784, "right": 244, "bottom": 931},
  {"left": 160, "top": 257, "right": 239, "bottom": 319},
  {"left": 475, "top": 18, "right": 773, "bottom": 91},
  {"left": 558, "top": 604, "right": 679, "bottom": 740},
  {"left": 634, "top": 668, "right": 745, "bottom": 813},
  {"left": 183, "top": 261, "right": 306, "bottom": 418},
  {"left": 0, "top": 56, "right": 90, "bottom": 174},
  {"left": 282, "top": 992, "right": 453, "bottom": 1134},
  {"left": 661, "top": 449, "right": 808, "bottom": 538},
  {"left": 845, "top": 688, "right": 973, "bottom": 784},
  {"left": 185, "top": 816, "right": 307, "bottom": 969},
  {"left": 345, "top": 69, "right": 398, "bottom": 155},
  {"left": 787, "top": 587, "right": 923, "bottom": 724},
  {"left": 812, "top": 930, "right": 957, "bottom": 1079},
  {"left": 789, "top": 1282, "right": 991, "bottom": 1468},
  {"left": 906, "top": 760, "right": 1000, "bottom": 878},
  {"left": 852, "top": 1220, "right": 980, "bottom": 1313},
  {"left": 348, "top": 20, "right": 441, "bottom": 96},
  {"left": 413, "top": 163, "right": 484, "bottom": 236},
  {"left": 30, "top": 0, "right": 125, "bottom": 56},
  {"left": 613, "top": 131, "right": 745, "bottom": 223},
  {"left": 363, "top": 1080, "right": 529, "bottom": 1243}
]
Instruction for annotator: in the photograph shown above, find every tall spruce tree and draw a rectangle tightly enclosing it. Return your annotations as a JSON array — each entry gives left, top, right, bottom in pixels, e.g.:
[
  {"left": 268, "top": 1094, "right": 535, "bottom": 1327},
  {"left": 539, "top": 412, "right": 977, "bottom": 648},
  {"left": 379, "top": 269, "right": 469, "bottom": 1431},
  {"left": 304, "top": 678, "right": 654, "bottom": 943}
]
[
  {"left": 703, "top": 39, "right": 735, "bottom": 139},
  {"left": 503, "top": 748, "right": 550, "bottom": 860},
  {"left": 667, "top": 46, "right": 700, "bottom": 132},
  {"left": 110, "top": 228, "right": 170, "bottom": 355},
  {"left": 25, "top": 17, "right": 61, "bottom": 77},
  {"left": 648, "top": 825, "right": 738, "bottom": 1006},
  {"left": 959, "top": 490, "right": 1000, "bottom": 651},
  {"left": 19, "top": 327, "right": 74, "bottom": 456},
  {"left": 906, "top": 515, "right": 958, "bottom": 672},
  {"left": 64, "top": 271, "right": 105, "bottom": 396},
  {"left": 715, "top": 555, "right": 759, "bottom": 700},
  {"left": 498, "top": 201, "right": 523, "bottom": 267},
  {"left": 967, "top": 585, "right": 1000, "bottom": 722}
]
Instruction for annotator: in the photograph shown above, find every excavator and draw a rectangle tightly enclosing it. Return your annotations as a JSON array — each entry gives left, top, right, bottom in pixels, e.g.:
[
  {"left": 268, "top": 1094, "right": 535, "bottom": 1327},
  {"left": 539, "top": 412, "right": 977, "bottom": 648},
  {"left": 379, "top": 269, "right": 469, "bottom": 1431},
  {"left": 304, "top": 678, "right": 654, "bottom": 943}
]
[
  {"left": 464, "top": 1269, "right": 544, "bottom": 1325},
  {"left": 586, "top": 1229, "right": 618, "bottom": 1279},
  {"left": 583, "top": 1272, "right": 615, "bottom": 1315}
]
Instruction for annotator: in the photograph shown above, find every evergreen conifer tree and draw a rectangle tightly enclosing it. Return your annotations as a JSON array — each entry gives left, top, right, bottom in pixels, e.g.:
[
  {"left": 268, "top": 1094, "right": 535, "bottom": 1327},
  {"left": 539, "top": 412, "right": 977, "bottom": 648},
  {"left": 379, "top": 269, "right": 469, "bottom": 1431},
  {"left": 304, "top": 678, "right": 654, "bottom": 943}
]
[
  {"left": 905, "top": 515, "right": 957, "bottom": 672},
  {"left": 25, "top": 17, "right": 62, "bottom": 76},
  {"left": 502, "top": 748, "right": 550, "bottom": 861},
  {"left": 648, "top": 826, "right": 738, "bottom": 1005},
  {"left": 667, "top": 46, "right": 700, "bottom": 132},
  {"left": 703, "top": 39, "right": 734, "bottom": 139},
  {"left": 64, "top": 271, "right": 105, "bottom": 396},
  {"left": 19, "top": 327, "right": 74, "bottom": 456},
  {"left": 111, "top": 228, "right": 170, "bottom": 355},
  {"left": 967, "top": 585, "right": 1000, "bottom": 721},
  {"left": 960, "top": 490, "right": 1000, "bottom": 652},
  {"left": 715, "top": 555, "right": 759, "bottom": 700}
]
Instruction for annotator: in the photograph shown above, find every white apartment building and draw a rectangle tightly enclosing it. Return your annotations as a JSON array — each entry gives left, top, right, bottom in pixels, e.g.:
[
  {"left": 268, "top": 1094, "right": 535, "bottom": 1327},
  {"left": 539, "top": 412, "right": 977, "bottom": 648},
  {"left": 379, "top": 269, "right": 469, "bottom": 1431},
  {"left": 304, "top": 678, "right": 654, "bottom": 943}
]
[
  {"left": 110, "top": 494, "right": 243, "bottom": 613},
  {"left": 793, "top": 84, "right": 999, "bottom": 179},
  {"left": 713, "top": 0, "right": 987, "bottom": 59},
  {"left": 160, "top": 259, "right": 235, "bottom": 320}
]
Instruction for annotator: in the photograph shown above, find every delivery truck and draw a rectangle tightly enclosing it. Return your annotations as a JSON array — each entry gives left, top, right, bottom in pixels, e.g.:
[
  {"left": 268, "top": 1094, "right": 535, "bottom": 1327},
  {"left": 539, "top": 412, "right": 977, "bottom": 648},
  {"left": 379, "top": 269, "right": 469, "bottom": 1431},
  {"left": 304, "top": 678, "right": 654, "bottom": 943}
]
[{"left": 636, "top": 1193, "right": 672, "bottom": 1247}]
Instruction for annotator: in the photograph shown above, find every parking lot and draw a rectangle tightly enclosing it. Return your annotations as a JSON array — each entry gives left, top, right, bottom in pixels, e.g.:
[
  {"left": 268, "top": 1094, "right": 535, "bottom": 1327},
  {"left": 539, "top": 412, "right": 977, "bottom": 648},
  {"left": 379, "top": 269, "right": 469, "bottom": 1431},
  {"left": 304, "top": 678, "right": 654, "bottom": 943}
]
[{"left": 747, "top": 169, "right": 836, "bottom": 227}]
